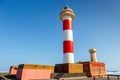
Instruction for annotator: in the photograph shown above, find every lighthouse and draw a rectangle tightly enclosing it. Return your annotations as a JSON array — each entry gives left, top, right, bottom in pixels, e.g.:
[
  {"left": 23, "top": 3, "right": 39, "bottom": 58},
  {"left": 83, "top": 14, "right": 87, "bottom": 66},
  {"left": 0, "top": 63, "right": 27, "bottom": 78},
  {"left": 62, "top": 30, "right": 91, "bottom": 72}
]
[
  {"left": 60, "top": 5, "right": 75, "bottom": 63},
  {"left": 55, "top": 6, "right": 83, "bottom": 74}
]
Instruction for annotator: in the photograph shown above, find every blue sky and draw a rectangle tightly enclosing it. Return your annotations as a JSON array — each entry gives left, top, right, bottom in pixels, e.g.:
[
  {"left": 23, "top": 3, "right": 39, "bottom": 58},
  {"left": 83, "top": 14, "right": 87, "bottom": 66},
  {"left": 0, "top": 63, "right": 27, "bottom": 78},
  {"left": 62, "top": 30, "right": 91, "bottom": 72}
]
[{"left": 0, "top": 0, "right": 120, "bottom": 71}]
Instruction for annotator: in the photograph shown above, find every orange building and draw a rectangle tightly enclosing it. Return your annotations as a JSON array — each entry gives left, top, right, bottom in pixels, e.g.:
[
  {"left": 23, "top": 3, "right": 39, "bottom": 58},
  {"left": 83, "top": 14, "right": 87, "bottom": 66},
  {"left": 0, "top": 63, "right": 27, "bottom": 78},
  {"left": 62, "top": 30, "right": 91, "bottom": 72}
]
[
  {"left": 78, "top": 48, "right": 107, "bottom": 78},
  {"left": 16, "top": 64, "right": 54, "bottom": 80},
  {"left": 79, "top": 62, "right": 107, "bottom": 78}
]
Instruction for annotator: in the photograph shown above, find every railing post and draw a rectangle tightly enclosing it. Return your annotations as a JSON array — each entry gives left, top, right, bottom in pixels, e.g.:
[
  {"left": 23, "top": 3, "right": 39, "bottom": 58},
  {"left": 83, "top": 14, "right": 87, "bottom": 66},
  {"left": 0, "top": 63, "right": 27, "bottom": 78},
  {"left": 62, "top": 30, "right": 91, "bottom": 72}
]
[
  {"left": 117, "top": 75, "right": 119, "bottom": 80},
  {"left": 107, "top": 75, "right": 110, "bottom": 80}
]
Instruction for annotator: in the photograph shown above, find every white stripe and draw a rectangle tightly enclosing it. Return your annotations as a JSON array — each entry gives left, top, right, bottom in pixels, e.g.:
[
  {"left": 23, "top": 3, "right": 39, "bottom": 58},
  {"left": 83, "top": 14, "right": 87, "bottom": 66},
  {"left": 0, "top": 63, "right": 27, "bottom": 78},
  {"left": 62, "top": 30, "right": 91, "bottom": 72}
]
[
  {"left": 63, "top": 16, "right": 72, "bottom": 21},
  {"left": 63, "top": 30, "right": 73, "bottom": 41},
  {"left": 64, "top": 53, "right": 74, "bottom": 63}
]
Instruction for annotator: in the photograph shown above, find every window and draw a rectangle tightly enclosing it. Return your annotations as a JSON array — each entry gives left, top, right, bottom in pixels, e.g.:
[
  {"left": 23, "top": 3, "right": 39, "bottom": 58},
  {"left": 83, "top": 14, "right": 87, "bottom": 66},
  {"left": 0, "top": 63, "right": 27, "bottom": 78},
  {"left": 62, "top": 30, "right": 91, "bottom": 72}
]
[{"left": 85, "top": 67, "right": 89, "bottom": 73}]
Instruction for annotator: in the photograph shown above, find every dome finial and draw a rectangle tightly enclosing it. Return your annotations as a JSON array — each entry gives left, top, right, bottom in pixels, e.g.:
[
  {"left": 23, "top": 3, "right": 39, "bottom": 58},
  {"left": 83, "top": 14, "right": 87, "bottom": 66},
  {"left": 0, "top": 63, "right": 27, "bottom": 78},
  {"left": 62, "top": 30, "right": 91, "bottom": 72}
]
[
  {"left": 60, "top": 5, "right": 75, "bottom": 20},
  {"left": 64, "top": 5, "right": 69, "bottom": 9}
]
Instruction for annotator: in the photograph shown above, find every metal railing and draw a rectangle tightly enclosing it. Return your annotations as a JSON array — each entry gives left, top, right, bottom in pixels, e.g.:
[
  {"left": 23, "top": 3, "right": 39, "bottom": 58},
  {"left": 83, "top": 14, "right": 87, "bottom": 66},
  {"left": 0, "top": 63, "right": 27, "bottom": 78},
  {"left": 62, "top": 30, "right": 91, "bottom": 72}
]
[{"left": 107, "top": 74, "right": 120, "bottom": 80}]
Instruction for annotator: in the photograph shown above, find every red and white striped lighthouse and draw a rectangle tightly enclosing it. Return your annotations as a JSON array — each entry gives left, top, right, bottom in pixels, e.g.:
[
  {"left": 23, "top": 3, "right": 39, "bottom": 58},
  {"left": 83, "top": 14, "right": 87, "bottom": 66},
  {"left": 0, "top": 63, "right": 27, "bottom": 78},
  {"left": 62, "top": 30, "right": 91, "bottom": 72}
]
[{"left": 60, "top": 6, "right": 75, "bottom": 63}]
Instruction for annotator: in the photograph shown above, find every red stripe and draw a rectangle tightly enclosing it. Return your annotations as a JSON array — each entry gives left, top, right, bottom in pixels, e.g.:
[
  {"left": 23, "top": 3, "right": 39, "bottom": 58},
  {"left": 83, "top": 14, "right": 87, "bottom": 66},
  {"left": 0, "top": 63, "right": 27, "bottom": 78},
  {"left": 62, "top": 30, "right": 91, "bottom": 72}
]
[
  {"left": 63, "top": 20, "right": 72, "bottom": 30},
  {"left": 63, "top": 41, "right": 74, "bottom": 53}
]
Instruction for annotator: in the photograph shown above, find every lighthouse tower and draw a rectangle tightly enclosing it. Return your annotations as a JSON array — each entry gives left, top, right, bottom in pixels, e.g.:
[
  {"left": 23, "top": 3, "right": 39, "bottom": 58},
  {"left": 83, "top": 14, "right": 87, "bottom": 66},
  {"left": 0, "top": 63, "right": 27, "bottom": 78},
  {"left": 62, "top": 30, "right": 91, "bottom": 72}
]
[
  {"left": 55, "top": 5, "right": 83, "bottom": 74},
  {"left": 60, "top": 5, "right": 75, "bottom": 63}
]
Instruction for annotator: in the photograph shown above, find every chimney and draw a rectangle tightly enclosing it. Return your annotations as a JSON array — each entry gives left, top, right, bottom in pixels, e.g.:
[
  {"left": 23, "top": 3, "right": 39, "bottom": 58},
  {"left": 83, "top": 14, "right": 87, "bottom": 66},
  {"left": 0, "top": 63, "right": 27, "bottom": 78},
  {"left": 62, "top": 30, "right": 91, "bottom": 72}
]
[{"left": 89, "top": 48, "right": 97, "bottom": 62}]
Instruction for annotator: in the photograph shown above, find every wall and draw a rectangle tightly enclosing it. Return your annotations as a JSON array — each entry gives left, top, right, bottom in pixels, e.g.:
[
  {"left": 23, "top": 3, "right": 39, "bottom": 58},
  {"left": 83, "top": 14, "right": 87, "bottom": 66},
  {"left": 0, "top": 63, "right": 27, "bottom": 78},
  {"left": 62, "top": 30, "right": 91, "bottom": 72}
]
[
  {"left": 17, "top": 69, "right": 52, "bottom": 80},
  {"left": 16, "top": 64, "right": 54, "bottom": 80},
  {"left": 9, "top": 66, "right": 18, "bottom": 75}
]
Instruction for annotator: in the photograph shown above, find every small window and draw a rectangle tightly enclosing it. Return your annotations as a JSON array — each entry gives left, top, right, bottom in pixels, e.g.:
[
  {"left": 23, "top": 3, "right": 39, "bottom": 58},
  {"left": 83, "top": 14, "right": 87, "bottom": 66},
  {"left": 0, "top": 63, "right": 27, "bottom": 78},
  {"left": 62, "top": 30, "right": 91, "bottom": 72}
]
[{"left": 85, "top": 67, "right": 89, "bottom": 73}]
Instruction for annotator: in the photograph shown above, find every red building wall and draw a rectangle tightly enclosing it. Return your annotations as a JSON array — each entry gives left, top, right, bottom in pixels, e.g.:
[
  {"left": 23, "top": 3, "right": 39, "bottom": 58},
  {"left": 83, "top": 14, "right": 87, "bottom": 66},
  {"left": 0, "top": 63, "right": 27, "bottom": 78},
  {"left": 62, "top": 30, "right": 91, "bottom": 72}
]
[
  {"left": 90, "top": 62, "right": 106, "bottom": 77},
  {"left": 16, "top": 64, "right": 54, "bottom": 80},
  {"left": 16, "top": 68, "right": 22, "bottom": 79},
  {"left": 16, "top": 69, "right": 52, "bottom": 80},
  {"left": 79, "top": 62, "right": 107, "bottom": 78}
]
